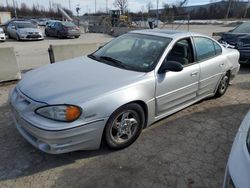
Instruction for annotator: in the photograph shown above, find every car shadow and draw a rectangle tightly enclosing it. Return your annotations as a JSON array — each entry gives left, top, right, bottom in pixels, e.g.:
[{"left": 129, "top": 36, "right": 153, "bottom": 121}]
[{"left": 0, "top": 99, "right": 249, "bottom": 187}]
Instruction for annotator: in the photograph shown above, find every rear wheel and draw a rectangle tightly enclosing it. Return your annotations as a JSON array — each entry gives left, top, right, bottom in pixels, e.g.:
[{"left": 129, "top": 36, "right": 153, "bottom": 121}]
[
  {"left": 104, "top": 103, "right": 145, "bottom": 150},
  {"left": 215, "top": 73, "right": 230, "bottom": 97}
]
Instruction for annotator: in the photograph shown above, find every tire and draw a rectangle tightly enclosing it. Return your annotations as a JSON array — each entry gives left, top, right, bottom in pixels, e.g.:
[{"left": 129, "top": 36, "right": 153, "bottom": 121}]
[
  {"left": 215, "top": 73, "right": 230, "bottom": 97},
  {"left": 16, "top": 33, "right": 20, "bottom": 41},
  {"left": 75, "top": 36, "right": 79, "bottom": 38},
  {"left": 104, "top": 103, "right": 145, "bottom": 150},
  {"left": 45, "top": 30, "right": 49, "bottom": 37}
]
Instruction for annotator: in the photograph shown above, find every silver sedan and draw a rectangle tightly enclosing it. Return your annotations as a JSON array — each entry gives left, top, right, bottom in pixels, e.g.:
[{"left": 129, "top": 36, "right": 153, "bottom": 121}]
[
  {"left": 7, "top": 21, "right": 44, "bottom": 41},
  {"left": 9, "top": 30, "right": 240, "bottom": 154}
]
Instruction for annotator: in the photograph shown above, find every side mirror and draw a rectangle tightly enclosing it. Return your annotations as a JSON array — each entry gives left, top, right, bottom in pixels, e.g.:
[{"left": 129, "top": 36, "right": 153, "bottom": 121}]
[
  {"left": 158, "top": 60, "right": 183, "bottom": 73},
  {"left": 11, "top": 25, "right": 16, "bottom": 30}
]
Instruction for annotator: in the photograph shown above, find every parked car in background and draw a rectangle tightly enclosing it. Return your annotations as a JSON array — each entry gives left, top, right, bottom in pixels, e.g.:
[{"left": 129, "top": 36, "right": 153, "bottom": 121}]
[
  {"left": 45, "top": 21, "right": 80, "bottom": 38},
  {"left": 45, "top": 19, "right": 60, "bottom": 27},
  {"left": 9, "top": 30, "right": 240, "bottom": 154},
  {"left": 37, "top": 18, "right": 47, "bottom": 26},
  {"left": 219, "top": 22, "right": 250, "bottom": 64},
  {"left": 0, "top": 27, "right": 6, "bottom": 42},
  {"left": 29, "top": 19, "right": 39, "bottom": 28},
  {"left": 7, "top": 21, "right": 44, "bottom": 41},
  {"left": 223, "top": 110, "right": 250, "bottom": 188}
]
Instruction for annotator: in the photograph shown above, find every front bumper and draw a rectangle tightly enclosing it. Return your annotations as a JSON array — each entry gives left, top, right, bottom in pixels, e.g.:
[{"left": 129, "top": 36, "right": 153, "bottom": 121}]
[
  {"left": 19, "top": 33, "right": 44, "bottom": 41},
  {"left": 9, "top": 88, "right": 108, "bottom": 154},
  {"left": 0, "top": 33, "right": 6, "bottom": 41},
  {"left": 11, "top": 106, "right": 107, "bottom": 154},
  {"left": 223, "top": 111, "right": 250, "bottom": 188}
]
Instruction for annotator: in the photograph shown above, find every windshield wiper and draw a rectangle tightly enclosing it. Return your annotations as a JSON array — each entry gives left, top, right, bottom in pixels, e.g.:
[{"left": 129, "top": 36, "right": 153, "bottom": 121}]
[
  {"left": 99, "top": 56, "right": 127, "bottom": 69},
  {"left": 87, "top": 54, "right": 99, "bottom": 61}
]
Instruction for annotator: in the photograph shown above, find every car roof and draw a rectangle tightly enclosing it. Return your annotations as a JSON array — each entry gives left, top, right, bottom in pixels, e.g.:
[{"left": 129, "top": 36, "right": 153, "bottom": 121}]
[
  {"left": 13, "top": 21, "right": 33, "bottom": 24},
  {"left": 48, "top": 20, "right": 61, "bottom": 22},
  {"left": 130, "top": 29, "right": 204, "bottom": 39}
]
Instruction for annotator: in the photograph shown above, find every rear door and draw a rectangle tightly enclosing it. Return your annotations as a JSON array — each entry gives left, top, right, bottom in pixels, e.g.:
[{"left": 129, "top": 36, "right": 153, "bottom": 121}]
[
  {"left": 193, "top": 37, "right": 225, "bottom": 98},
  {"left": 156, "top": 38, "right": 200, "bottom": 117}
]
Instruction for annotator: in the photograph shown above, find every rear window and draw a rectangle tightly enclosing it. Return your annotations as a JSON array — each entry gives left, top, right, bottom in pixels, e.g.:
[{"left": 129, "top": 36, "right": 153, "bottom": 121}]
[{"left": 62, "top": 22, "right": 76, "bottom": 27}]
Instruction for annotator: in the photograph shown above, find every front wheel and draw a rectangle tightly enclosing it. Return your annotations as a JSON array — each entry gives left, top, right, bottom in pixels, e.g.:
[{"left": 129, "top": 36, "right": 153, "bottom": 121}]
[
  {"left": 215, "top": 73, "right": 230, "bottom": 97},
  {"left": 104, "top": 103, "right": 145, "bottom": 150}
]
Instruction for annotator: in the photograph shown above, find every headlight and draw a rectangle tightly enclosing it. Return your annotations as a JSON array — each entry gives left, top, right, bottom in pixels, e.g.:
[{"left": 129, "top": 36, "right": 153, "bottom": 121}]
[
  {"left": 247, "top": 128, "right": 250, "bottom": 153},
  {"left": 0, "top": 29, "right": 3, "bottom": 34},
  {"left": 35, "top": 104, "right": 82, "bottom": 122}
]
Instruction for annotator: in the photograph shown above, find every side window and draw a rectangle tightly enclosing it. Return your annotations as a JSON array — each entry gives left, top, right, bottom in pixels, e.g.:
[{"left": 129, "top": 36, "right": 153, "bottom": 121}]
[
  {"left": 193, "top": 37, "right": 216, "bottom": 61},
  {"left": 167, "top": 38, "right": 194, "bottom": 66},
  {"left": 54, "top": 23, "right": 59, "bottom": 28},
  {"left": 214, "top": 41, "right": 222, "bottom": 55},
  {"left": 50, "top": 22, "right": 55, "bottom": 28}
]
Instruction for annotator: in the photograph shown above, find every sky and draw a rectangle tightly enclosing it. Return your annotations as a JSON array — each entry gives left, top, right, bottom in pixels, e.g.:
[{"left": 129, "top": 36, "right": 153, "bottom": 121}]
[{"left": 1, "top": 0, "right": 220, "bottom": 15}]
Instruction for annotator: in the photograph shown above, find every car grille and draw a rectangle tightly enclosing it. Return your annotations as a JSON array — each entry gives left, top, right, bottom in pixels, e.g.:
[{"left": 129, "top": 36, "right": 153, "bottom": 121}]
[{"left": 28, "top": 32, "right": 39, "bottom": 35}]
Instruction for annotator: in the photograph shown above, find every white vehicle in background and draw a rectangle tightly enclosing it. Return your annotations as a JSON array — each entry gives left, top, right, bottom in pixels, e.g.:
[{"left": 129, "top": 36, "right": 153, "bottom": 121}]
[
  {"left": 0, "top": 27, "right": 6, "bottom": 42},
  {"left": 223, "top": 110, "right": 250, "bottom": 188}
]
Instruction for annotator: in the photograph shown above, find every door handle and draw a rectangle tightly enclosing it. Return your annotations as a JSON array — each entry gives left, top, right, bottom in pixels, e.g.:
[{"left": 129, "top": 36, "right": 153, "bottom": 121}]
[
  {"left": 220, "top": 63, "right": 225, "bottom": 67},
  {"left": 190, "top": 71, "right": 198, "bottom": 76}
]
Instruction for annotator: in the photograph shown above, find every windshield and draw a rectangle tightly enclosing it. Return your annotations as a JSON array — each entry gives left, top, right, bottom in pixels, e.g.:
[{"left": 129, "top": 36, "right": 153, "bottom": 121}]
[
  {"left": 232, "top": 22, "right": 250, "bottom": 33},
  {"left": 90, "top": 33, "right": 171, "bottom": 72},
  {"left": 16, "top": 22, "right": 36, "bottom": 29}
]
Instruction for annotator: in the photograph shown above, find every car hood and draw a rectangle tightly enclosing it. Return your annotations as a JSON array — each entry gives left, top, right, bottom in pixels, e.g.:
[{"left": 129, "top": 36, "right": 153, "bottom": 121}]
[
  {"left": 18, "top": 28, "right": 41, "bottom": 33},
  {"left": 18, "top": 56, "right": 146, "bottom": 104},
  {"left": 221, "top": 32, "right": 248, "bottom": 45}
]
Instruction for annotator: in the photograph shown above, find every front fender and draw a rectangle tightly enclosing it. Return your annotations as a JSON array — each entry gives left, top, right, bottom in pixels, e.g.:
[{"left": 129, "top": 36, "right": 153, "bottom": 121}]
[{"left": 80, "top": 74, "right": 156, "bottom": 126}]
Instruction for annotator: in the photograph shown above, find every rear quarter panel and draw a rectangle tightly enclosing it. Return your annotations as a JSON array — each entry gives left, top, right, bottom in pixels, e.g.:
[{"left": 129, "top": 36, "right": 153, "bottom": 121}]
[{"left": 223, "top": 48, "right": 240, "bottom": 80}]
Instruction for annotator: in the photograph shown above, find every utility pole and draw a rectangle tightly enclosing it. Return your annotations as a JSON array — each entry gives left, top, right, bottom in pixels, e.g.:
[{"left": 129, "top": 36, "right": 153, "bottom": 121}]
[
  {"left": 106, "top": 0, "right": 108, "bottom": 13},
  {"left": 95, "top": 0, "right": 96, "bottom": 13},
  {"left": 12, "top": 0, "right": 17, "bottom": 18},
  {"left": 243, "top": 0, "right": 250, "bottom": 18},
  {"left": 68, "top": 0, "right": 71, "bottom": 10},
  {"left": 156, "top": 0, "right": 159, "bottom": 27},
  {"left": 225, "top": 0, "right": 232, "bottom": 20}
]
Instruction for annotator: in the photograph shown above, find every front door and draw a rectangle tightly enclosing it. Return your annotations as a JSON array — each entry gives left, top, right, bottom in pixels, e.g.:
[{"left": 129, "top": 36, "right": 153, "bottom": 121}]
[{"left": 156, "top": 38, "right": 200, "bottom": 117}]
